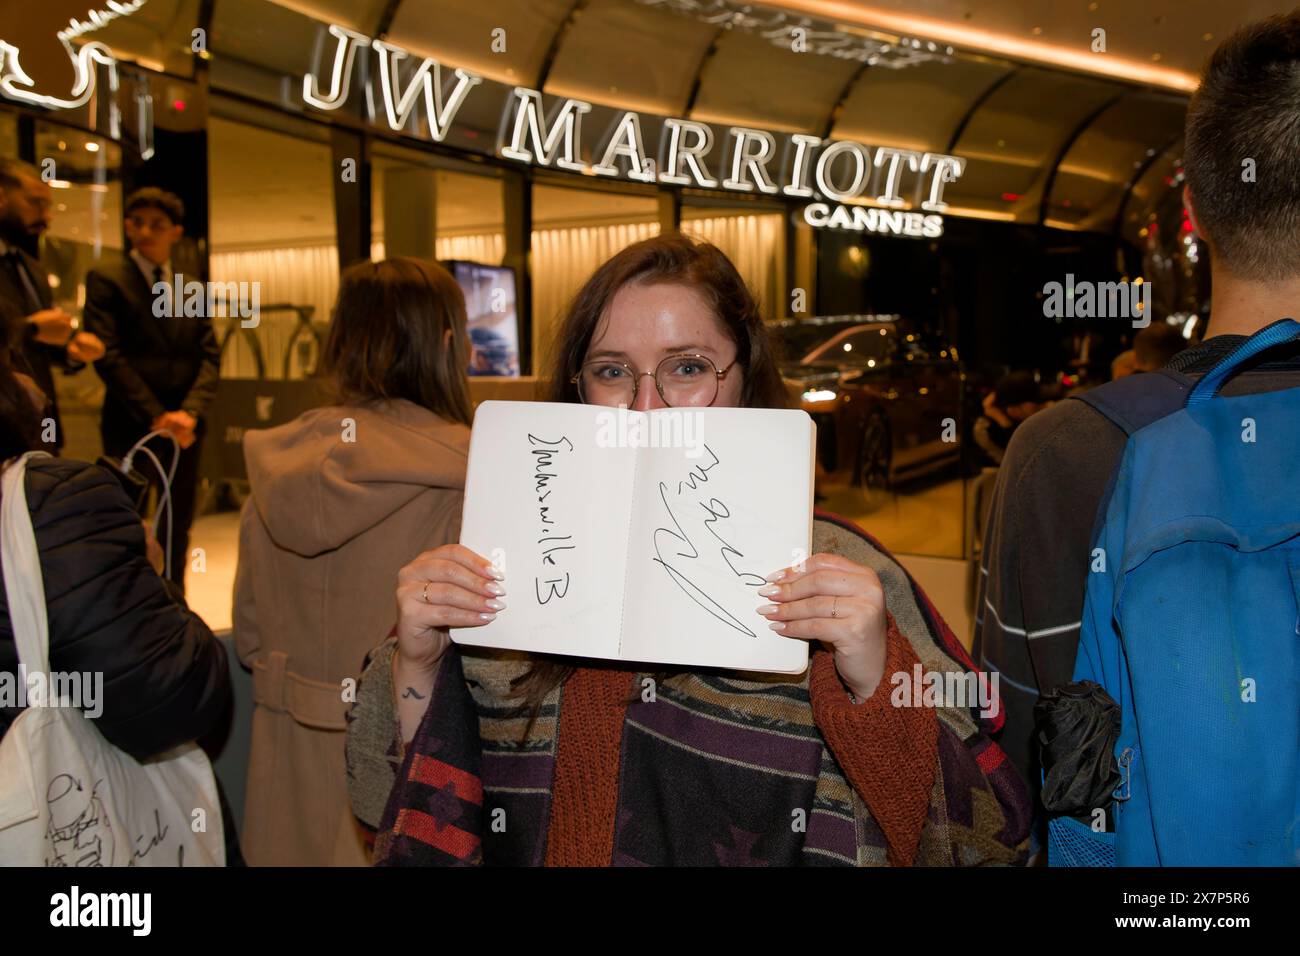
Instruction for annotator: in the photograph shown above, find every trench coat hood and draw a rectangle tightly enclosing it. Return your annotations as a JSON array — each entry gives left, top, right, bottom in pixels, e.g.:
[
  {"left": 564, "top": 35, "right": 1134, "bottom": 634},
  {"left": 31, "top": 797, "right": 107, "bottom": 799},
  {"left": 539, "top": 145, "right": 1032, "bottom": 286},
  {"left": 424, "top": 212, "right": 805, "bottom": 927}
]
[{"left": 243, "top": 399, "right": 470, "bottom": 558}]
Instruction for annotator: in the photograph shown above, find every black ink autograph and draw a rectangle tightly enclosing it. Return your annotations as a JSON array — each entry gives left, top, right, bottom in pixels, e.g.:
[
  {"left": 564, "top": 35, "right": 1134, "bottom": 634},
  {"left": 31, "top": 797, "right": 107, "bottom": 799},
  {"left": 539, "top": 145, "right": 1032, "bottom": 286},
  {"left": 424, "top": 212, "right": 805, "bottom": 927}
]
[
  {"left": 529, "top": 433, "right": 574, "bottom": 605},
  {"left": 128, "top": 809, "right": 170, "bottom": 865},
  {"left": 651, "top": 444, "right": 766, "bottom": 636}
]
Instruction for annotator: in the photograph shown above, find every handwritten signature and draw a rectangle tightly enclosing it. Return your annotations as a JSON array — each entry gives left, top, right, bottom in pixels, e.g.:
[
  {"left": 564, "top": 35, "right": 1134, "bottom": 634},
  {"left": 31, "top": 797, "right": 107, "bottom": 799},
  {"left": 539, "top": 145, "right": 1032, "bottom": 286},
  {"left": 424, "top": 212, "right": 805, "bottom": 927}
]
[
  {"left": 127, "top": 808, "right": 181, "bottom": 867},
  {"left": 651, "top": 444, "right": 766, "bottom": 636},
  {"left": 529, "top": 433, "right": 574, "bottom": 605}
]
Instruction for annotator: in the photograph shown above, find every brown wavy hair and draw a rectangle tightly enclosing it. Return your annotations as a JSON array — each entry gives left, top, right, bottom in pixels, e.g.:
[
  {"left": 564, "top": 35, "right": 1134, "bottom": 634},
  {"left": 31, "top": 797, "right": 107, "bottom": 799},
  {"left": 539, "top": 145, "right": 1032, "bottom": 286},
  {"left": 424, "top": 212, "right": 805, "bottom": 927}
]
[
  {"left": 320, "top": 257, "right": 473, "bottom": 426},
  {"left": 510, "top": 233, "right": 791, "bottom": 716}
]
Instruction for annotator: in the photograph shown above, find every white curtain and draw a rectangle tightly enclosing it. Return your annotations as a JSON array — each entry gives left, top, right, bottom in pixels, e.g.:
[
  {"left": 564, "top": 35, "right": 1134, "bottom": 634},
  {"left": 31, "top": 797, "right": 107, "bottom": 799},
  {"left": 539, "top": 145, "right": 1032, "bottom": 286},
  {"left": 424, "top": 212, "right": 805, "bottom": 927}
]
[
  {"left": 209, "top": 244, "right": 339, "bottom": 379},
  {"left": 371, "top": 235, "right": 507, "bottom": 265},
  {"left": 209, "top": 213, "right": 782, "bottom": 379},
  {"left": 530, "top": 221, "right": 661, "bottom": 370},
  {"left": 435, "top": 234, "right": 505, "bottom": 265},
  {"left": 680, "top": 213, "right": 786, "bottom": 320},
  {"left": 210, "top": 244, "right": 338, "bottom": 334}
]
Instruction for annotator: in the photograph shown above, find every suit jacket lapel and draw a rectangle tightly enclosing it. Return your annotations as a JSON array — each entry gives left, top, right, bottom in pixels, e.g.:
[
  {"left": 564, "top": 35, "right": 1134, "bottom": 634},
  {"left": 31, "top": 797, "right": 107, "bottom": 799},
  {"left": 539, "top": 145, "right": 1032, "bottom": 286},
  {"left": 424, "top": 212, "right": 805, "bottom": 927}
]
[
  {"left": 7, "top": 250, "right": 53, "bottom": 313},
  {"left": 0, "top": 258, "right": 27, "bottom": 323},
  {"left": 24, "top": 252, "right": 53, "bottom": 310},
  {"left": 124, "top": 258, "right": 180, "bottom": 346}
]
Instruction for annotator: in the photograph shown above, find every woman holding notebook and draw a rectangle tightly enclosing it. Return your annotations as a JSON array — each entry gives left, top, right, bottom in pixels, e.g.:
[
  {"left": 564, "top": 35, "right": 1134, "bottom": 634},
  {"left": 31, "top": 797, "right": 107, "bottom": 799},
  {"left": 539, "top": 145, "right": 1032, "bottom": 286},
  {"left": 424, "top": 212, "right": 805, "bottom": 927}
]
[{"left": 346, "top": 235, "right": 1030, "bottom": 866}]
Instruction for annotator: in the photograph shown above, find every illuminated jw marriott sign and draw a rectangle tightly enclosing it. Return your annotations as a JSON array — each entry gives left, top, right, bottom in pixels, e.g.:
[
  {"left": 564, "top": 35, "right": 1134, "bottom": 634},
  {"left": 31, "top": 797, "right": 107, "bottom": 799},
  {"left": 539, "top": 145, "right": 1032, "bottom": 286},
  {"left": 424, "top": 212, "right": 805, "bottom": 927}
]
[{"left": 304, "top": 24, "right": 967, "bottom": 237}]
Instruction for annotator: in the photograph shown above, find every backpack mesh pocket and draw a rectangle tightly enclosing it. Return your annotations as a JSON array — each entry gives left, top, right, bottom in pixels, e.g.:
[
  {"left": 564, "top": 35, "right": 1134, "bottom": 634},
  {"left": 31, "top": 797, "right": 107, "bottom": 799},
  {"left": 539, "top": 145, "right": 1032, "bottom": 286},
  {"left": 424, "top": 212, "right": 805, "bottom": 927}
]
[{"left": 1047, "top": 814, "right": 1116, "bottom": 867}]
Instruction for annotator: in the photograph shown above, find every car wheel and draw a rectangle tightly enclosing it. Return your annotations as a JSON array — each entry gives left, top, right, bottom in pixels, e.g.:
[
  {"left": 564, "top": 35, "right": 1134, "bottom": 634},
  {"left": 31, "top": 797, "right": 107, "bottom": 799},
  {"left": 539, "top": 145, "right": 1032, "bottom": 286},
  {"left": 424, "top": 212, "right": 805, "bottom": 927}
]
[{"left": 855, "top": 412, "right": 892, "bottom": 491}]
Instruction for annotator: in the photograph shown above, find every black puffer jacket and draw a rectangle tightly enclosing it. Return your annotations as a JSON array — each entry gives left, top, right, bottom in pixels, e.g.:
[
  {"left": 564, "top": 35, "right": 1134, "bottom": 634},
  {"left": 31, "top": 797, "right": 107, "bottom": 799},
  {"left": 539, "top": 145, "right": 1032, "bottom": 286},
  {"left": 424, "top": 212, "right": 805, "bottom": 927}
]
[{"left": 0, "top": 456, "right": 230, "bottom": 760}]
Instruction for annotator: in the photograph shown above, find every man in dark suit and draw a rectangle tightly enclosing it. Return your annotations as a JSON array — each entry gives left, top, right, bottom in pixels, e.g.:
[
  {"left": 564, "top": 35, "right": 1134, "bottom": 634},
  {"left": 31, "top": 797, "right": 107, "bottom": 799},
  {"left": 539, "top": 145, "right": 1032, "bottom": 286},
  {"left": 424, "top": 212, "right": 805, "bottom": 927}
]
[
  {"left": 0, "top": 157, "right": 106, "bottom": 449},
  {"left": 83, "top": 187, "right": 220, "bottom": 592}
]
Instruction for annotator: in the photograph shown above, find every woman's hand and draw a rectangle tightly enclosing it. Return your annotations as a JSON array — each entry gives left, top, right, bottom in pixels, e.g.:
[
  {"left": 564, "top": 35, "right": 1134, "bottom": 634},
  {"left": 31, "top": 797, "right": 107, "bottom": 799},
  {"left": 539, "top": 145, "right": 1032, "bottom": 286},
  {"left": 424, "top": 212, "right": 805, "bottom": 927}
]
[
  {"left": 395, "top": 543, "right": 505, "bottom": 675},
  {"left": 392, "top": 544, "right": 505, "bottom": 742},
  {"left": 756, "top": 553, "right": 888, "bottom": 702}
]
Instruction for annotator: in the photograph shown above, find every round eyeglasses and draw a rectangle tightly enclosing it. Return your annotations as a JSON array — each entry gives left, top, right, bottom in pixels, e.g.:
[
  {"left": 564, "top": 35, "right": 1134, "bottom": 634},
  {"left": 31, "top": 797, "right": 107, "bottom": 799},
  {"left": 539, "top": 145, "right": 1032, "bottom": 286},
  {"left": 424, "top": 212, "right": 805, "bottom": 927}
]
[{"left": 571, "top": 353, "right": 739, "bottom": 408}]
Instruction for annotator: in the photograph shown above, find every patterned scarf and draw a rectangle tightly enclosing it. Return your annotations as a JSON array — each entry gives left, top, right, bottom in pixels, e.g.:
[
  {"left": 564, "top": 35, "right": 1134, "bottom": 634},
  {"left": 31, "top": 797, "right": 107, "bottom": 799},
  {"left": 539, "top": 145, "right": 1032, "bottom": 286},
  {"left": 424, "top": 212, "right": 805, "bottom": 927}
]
[{"left": 359, "top": 511, "right": 1023, "bottom": 866}]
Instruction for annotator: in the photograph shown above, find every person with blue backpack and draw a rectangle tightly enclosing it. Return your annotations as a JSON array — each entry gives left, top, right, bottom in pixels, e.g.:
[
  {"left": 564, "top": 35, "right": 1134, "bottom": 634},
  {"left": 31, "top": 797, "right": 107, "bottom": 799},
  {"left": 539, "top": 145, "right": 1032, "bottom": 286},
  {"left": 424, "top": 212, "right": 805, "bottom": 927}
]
[
  {"left": 1053, "top": 318, "right": 1300, "bottom": 866},
  {"left": 974, "top": 11, "right": 1300, "bottom": 865}
]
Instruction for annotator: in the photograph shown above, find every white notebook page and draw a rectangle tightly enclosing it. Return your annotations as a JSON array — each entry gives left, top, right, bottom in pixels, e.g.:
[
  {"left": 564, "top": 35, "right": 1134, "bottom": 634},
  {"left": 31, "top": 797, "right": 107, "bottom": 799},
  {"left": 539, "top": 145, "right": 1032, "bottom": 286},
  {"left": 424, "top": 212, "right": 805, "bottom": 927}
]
[
  {"left": 618, "top": 407, "right": 814, "bottom": 672},
  {"left": 451, "top": 401, "right": 814, "bottom": 673}
]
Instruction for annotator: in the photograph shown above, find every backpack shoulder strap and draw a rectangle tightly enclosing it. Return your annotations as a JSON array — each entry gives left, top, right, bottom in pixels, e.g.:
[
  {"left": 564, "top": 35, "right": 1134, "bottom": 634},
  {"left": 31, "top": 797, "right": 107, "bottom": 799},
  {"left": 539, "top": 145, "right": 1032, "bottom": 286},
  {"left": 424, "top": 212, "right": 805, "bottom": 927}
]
[
  {"left": 1069, "top": 368, "right": 1191, "bottom": 437},
  {"left": 1069, "top": 369, "right": 1191, "bottom": 559}
]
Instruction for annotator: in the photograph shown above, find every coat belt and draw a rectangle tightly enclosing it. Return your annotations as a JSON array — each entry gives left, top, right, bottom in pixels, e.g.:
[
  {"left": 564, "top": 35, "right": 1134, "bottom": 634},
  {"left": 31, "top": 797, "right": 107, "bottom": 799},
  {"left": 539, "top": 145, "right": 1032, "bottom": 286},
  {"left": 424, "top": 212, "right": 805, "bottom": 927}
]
[{"left": 251, "top": 650, "right": 350, "bottom": 730}]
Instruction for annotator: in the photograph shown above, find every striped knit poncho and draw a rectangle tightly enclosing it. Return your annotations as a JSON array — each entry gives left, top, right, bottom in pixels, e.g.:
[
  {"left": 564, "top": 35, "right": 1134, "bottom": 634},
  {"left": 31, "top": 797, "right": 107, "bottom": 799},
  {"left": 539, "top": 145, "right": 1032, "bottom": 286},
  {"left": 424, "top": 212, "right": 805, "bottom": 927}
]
[{"left": 345, "top": 511, "right": 1032, "bottom": 866}]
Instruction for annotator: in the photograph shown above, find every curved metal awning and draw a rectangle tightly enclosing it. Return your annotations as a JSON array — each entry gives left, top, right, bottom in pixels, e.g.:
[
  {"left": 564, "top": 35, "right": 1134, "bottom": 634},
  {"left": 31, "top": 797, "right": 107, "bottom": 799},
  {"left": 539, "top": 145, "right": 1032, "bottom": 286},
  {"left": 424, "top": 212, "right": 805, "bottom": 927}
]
[
  {"left": 33, "top": 0, "right": 1245, "bottom": 237},
  {"left": 383, "top": 0, "right": 1195, "bottom": 234}
]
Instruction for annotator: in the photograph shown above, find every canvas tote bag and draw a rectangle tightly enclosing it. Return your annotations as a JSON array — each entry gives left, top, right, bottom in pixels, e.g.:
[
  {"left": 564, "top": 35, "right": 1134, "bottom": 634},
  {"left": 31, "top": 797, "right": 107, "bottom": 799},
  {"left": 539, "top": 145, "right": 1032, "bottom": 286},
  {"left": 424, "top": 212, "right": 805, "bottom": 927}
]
[{"left": 0, "top": 452, "right": 224, "bottom": 866}]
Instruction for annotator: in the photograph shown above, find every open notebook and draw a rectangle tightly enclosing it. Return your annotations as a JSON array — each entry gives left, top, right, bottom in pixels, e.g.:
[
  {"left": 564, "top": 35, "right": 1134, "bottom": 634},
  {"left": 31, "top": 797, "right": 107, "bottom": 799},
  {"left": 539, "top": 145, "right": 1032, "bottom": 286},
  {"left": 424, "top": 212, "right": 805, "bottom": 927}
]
[{"left": 449, "top": 401, "right": 816, "bottom": 673}]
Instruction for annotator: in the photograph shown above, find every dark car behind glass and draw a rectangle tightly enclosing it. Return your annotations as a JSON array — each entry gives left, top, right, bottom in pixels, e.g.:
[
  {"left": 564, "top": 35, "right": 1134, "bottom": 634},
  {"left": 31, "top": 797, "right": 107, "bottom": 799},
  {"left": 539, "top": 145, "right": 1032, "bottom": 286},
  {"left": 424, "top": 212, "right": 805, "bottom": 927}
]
[{"left": 773, "top": 316, "right": 963, "bottom": 489}]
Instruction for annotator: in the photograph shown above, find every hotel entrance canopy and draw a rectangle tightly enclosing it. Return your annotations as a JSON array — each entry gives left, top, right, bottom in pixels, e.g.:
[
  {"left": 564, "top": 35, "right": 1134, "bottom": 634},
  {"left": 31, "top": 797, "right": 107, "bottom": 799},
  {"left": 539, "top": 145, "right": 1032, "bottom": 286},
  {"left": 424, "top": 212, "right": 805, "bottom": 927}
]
[{"left": 10, "top": 0, "right": 1296, "bottom": 242}]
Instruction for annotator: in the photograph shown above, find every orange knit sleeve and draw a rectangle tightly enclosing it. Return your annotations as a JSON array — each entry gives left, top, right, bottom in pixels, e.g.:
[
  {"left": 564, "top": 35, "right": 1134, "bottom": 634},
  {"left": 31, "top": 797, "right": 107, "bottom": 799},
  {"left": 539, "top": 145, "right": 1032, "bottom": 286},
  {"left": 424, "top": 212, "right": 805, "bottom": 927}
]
[{"left": 809, "top": 613, "right": 939, "bottom": 866}]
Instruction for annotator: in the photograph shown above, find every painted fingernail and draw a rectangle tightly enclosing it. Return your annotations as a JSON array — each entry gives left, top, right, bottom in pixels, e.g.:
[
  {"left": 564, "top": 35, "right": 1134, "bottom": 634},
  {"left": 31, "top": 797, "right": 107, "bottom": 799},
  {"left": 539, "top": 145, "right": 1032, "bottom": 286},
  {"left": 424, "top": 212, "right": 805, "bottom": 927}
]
[
  {"left": 485, "top": 599, "right": 506, "bottom": 611},
  {"left": 479, "top": 612, "right": 497, "bottom": 621},
  {"left": 756, "top": 603, "right": 779, "bottom": 615},
  {"left": 485, "top": 582, "right": 506, "bottom": 596},
  {"left": 483, "top": 565, "right": 505, "bottom": 581},
  {"left": 764, "top": 570, "right": 786, "bottom": 583},
  {"left": 757, "top": 584, "right": 780, "bottom": 597},
  {"left": 768, "top": 621, "right": 786, "bottom": 632}
]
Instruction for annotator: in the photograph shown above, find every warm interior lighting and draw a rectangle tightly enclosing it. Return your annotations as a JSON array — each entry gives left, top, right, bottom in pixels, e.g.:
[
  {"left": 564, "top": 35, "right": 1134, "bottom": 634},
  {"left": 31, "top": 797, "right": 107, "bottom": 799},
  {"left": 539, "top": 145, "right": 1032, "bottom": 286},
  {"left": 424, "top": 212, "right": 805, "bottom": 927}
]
[
  {"left": 544, "top": 81, "right": 674, "bottom": 119},
  {"left": 270, "top": 0, "right": 367, "bottom": 31},
  {"left": 772, "top": 1, "right": 1200, "bottom": 92},
  {"left": 942, "top": 205, "right": 1018, "bottom": 222}
]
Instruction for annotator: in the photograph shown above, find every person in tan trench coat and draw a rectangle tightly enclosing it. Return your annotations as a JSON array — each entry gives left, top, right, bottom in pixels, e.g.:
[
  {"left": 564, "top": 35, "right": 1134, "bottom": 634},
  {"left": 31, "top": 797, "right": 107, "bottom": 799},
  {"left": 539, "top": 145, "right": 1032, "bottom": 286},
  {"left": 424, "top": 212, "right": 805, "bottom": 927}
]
[{"left": 232, "top": 258, "right": 473, "bottom": 866}]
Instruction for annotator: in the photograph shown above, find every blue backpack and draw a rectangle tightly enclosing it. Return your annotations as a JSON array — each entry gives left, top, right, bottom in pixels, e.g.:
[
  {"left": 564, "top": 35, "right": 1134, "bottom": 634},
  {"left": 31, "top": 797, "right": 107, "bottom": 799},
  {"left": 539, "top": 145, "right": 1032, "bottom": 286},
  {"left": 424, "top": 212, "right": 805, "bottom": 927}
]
[{"left": 1051, "top": 319, "right": 1300, "bottom": 866}]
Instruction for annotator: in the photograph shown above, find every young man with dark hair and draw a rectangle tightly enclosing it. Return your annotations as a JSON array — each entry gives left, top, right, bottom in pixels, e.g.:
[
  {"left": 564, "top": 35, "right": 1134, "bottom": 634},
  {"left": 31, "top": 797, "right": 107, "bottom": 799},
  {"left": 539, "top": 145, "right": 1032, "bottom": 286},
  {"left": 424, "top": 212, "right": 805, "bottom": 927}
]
[
  {"left": 0, "top": 157, "right": 106, "bottom": 449},
  {"left": 974, "top": 12, "right": 1300, "bottom": 822},
  {"left": 83, "top": 186, "right": 220, "bottom": 592}
]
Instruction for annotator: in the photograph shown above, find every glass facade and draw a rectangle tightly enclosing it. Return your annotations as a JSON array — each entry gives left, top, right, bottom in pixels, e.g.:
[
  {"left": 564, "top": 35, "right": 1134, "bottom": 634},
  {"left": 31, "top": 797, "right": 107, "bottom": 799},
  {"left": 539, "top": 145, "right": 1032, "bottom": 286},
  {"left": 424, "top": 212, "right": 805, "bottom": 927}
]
[
  {"left": 372, "top": 146, "right": 506, "bottom": 266},
  {"left": 0, "top": 0, "right": 1207, "bottom": 573},
  {"left": 530, "top": 181, "right": 660, "bottom": 372},
  {"left": 208, "top": 109, "right": 336, "bottom": 379}
]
